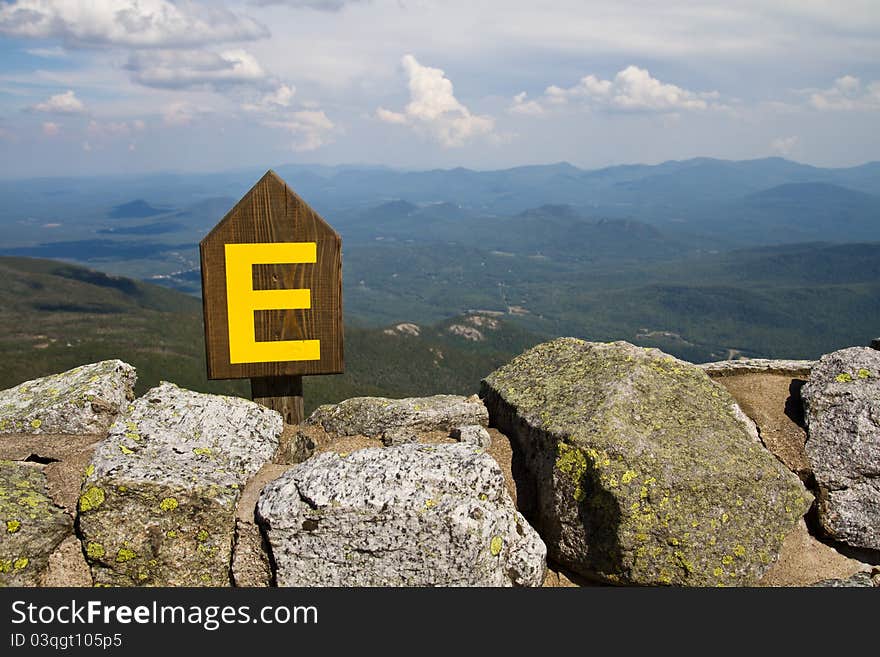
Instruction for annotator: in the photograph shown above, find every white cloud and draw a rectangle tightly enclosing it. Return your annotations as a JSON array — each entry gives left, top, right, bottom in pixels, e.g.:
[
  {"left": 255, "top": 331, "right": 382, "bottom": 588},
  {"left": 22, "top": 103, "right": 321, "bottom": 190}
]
[
  {"left": 542, "top": 66, "right": 718, "bottom": 113},
  {"left": 126, "top": 49, "right": 267, "bottom": 89},
  {"left": 87, "top": 119, "right": 146, "bottom": 138},
  {"left": 265, "top": 110, "right": 335, "bottom": 151},
  {"left": 770, "top": 135, "right": 799, "bottom": 156},
  {"left": 807, "top": 75, "right": 880, "bottom": 111},
  {"left": 0, "top": 0, "right": 268, "bottom": 48},
  {"left": 162, "top": 101, "right": 211, "bottom": 126},
  {"left": 242, "top": 83, "right": 295, "bottom": 111},
  {"left": 376, "top": 54, "right": 494, "bottom": 147},
  {"left": 31, "top": 89, "right": 86, "bottom": 113},
  {"left": 25, "top": 46, "right": 67, "bottom": 58},
  {"left": 41, "top": 121, "right": 61, "bottom": 136},
  {"left": 250, "top": 0, "right": 366, "bottom": 10},
  {"left": 508, "top": 92, "right": 544, "bottom": 116}
]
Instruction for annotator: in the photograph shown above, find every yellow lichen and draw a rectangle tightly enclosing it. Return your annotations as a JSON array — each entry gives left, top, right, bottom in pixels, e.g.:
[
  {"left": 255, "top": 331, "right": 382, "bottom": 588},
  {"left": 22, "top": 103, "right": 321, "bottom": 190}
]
[
  {"left": 713, "top": 567, "right": 723, "bottom": 577},
  {"left": 196, "top": 530, "right": 209, "bottom": 542},
  {"left": 79, "top": 486, "right": 105, "bottom": 512},
  {"left": 6, "top": 519, "right": 20, "bottom": 533},
  {"left": 86, "top": 542, "right": 105, "bottom": 559},
  {"left": 193, "top": 447, "right": 212, "bottom": 456},
  {"left": 30, "top": 419, "right": 42, "bottom": 429},
  {"left": 119, "top": 444, "right": 134, "bottom": 455},
  {"left": 116, "top": 548, "right": 136, "bottom": 563},
  {"left": 159, "top": 497, "right": 179, "bottom": 512},
  {"left": 166, "top": 530, "right": 177, "bottom": 538},
  {"left": 424, "top": 498, "right": 437, "bottom": 510},
  {"left": 722, "top": 555, "right": 734, "bottom": 566},
  {"left": 621, "top": 470, "right": 638, "bottom": 485},
  {"left": 733, "top": 545, "right": 746, "bottom": 557},
  {"left": 13, "top": 557, "right": 28, "bottom": 570},
  {"left": 835, "top": 373, "right": 852, "bottom": 383},
  {"left": 490, "top": 536, "right": 503, "bottom": 556},
  {"left": 857, "top": 368, "right": 871, "bottom": 379},
  {"left": 84, "top": 464, "right": 95, "bottom": 478}
]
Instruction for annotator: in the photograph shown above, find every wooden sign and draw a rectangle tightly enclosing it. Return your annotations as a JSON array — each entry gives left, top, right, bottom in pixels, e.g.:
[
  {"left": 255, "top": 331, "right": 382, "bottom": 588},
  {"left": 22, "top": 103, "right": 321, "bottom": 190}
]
[{"left": 200, "top": 170, "right": 343, "bottom": 422}]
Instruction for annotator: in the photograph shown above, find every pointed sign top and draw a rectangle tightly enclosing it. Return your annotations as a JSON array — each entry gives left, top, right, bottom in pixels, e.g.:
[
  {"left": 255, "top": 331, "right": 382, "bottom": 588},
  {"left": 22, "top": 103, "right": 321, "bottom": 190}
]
[{"left": 199, "top": 171, "right": 343, "bottom": 380}]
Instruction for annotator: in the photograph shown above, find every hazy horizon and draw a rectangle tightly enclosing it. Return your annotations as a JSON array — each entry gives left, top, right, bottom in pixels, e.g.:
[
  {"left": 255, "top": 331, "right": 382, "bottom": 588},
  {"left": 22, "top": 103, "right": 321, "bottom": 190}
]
[{"left": 1, "top": 154, "right": 879, "bottom": 184}]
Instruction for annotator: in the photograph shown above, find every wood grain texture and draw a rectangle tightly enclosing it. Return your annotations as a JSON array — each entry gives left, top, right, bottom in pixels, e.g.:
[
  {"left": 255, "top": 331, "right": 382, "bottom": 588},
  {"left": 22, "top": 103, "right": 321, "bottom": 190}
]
[
  {"left": 251, "top": 375, "right": 304, "bottom": 425},
  {"left": 200, "top": 170, "right": 344, "bottom": 379}
]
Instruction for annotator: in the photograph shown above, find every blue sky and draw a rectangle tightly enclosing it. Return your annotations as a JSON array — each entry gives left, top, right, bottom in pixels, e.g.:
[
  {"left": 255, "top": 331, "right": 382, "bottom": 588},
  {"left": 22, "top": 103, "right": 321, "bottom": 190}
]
[{"left": 0, "top": 0, "right": 878, "bottom": 177}]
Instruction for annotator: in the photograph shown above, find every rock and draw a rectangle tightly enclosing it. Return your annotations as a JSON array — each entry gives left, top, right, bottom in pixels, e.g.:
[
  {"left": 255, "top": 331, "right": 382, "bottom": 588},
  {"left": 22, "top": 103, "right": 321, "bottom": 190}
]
[
  {"left": 257, "top": 443, "right": 546, "bottom": 586},
  {"left": 481, "top": 338, "right": 812, "bottom": 586},
  {"left": 383, "top": 323, "right": 421, "bottom": 337},
  {"left": 811, "top": 569, "right": 879, "bottom": 587},
  {"left": 306, "top": 394, "right": 488, "bottom": 437},
  {"left": 0, "top": 460, "right": 72, "bottom": 586},
  {"left": 277, "top": 424, "right": 321, "bottom": 465},
  {"left": 451, "top": 425, "right": 492, "bottom": 448},
  {"left": 801, "top": 347, "right": 880, "bottom": 551},
  {"left": 709, "top": 372, "right": 812, "bottom": 480},
  {"left": 38, "top": 535, "right": 92, "bottom": 587},
  {"left": 0, "top": 360, "right": 136, "bottom": 436},
  {"left": 381, "top": 428, "right": 419, "bottom": 446},
  {"left": 448, "top": 324, "right": 485, "bottom": 341},
  {"left": 699, "top": 359, "right": 814, "bottom": 378},
  {"left": 230, "top": 463, "right": 288, "bottom": 588},
  {"left": 870, "top": 338, "right": 880, "bottom": 351},
  {"left": 757, "top": 519, "right": 872, "bottom": 587},
  {"left": 77, "top": 382, "right": 282, "bottom": 586}
]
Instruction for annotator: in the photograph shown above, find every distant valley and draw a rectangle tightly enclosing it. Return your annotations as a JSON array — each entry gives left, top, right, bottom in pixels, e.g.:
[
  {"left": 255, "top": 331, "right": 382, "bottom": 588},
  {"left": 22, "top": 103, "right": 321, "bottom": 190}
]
[{"left": 1, "top": 157, "right": 878, "bottom": 391}]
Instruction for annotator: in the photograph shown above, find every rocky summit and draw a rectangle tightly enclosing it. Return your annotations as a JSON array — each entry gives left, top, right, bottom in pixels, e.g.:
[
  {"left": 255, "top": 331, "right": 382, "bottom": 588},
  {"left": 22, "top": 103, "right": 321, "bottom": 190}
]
[
  {"left": 481, "top": 339, "right": 813, "bottom": 586},
  {"left": 78, "top": 382, "right": 282, "bottom": 586},
  {"left": 1, "top": 337, "right": 878, "bottom": 588},
  {"left": 0, "top": 360, "right": 135, "bottom": 436},
  {"left": 257, "top": 443, "right": 545, "bottom": 586},
  {"left": 802, "top": 347, "right": 880, "bottom": 550}
]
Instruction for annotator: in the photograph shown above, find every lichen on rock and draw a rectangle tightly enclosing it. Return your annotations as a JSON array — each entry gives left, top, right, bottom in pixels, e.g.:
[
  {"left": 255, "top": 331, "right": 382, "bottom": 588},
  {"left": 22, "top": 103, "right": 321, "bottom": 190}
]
[
  {"left": 0, "top": 460, "right": 72, "bottom": 586},
  {"left": 0, "top": 360, "right": 136, "bottom": 436},
  {"left": 257, "top": 443, "right": 546, "bottom": 586},
  {"left": 481, "top": 338, "right": 813, "bottom": 586},
  {"left": 306, "top": 394, "right": 488, "bottom": 437},
  {"left": 77, "top": 382, "right": 282, "bottom": 586},
  {"left": 802, "top": 347, "right": 880, "bottom": 551}
]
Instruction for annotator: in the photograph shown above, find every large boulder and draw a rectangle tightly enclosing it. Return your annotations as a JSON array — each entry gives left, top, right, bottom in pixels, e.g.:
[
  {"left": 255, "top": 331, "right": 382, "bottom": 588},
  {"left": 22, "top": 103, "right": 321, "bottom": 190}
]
[
  {"left": 257, "top": 443, "right": 546, "bottom": 586},
  {"left": 306, "top": 394, "right": 488, "bottom": 437},
  {"left": 77, "top": 382, "right": 282, "bottom": 586},
  {"left": 481, "top": 339, "right": 812, "bottom": 586},
  {"left": 0, "top": 360, "right": 135, "bottom": 435},
  {"left": 0, "top": 460, "right": 71, "bottom": 586},
  {"left": 801, "top": 347, "right": 880, "bottom": 550}
]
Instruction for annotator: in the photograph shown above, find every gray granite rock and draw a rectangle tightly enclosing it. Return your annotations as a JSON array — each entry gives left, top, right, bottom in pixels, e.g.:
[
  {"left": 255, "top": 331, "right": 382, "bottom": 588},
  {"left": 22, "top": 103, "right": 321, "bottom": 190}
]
[
  {"left": 0, "top": 361, "right": 136, "bottom": 436},
  {"left": 451, "top": 425, "right": 492, "bottom": 448},
  {"left": 481, "top": 339, "right": 813, "bottom": 586},
  {"left": 257, "top": 443, "right": 546, "bottom": 586},
  {"left": 811, "top": 569, "right": 879, "bottom": 587},
  {"left": 700, "top": 359, "right": 815, "bottom": 377},
  {"left": 307, "top": 394, "right": 488, "bottom": 437},
  {"left": 381, "top": 428, "right": 419, "bottom": 446},
  {"left": 77, "top": 382, "right": 282, "bottom": 586},
  {"left": 0, "top": 460, "right": 72, "bottom": 586},
  {"left": 802, "top": 347, "right": 880, "bottom": 550}
]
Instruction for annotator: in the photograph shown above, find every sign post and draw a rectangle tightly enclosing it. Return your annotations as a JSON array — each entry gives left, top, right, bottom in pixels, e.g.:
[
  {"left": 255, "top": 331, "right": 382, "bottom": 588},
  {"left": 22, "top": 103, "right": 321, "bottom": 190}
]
[{"left": 199, "top": 170, "right": 343, "bottom": 424}]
